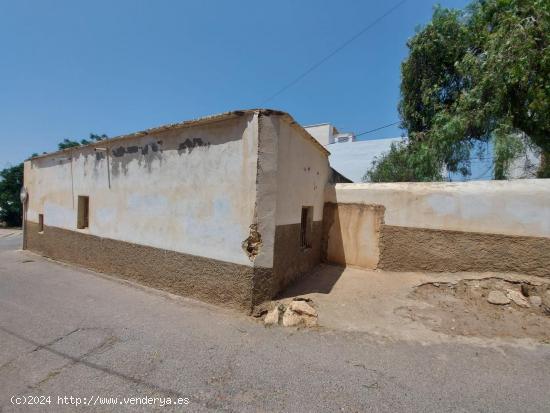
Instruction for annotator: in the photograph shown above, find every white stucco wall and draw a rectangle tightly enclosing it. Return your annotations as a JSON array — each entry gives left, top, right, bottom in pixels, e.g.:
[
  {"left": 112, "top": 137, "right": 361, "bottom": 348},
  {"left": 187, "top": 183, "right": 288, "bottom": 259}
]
[
  {"left": 275, "top": 120, "right": 331, "bottom": 226},
  {"left": 325, "top": 180, "right": 550, "bottom": 238},
  {"left": 25, "top": 114, "right": 259, "bottom": 266},
  {"left": 304, "top": 124, "right": 335, "bottom": 146}
]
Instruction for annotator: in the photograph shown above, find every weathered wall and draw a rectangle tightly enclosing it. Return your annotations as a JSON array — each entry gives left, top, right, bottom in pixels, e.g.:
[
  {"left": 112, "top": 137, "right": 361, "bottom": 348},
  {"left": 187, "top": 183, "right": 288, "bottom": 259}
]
[
  {"left": 325, "top": 180, "right": 550, "bottom": 238},
  {"left": 322, "top": 203, "right": 384, "bottom": 269},
  {"left": 25, "top": 113, "right": 259, "bottom": 267},
  {"left": 324, "top": 180, "right": 550, "bottom": 277},
  {"left": 274, "top": 119, "right": 329, "bottom": 227},
  {"left": 24, "top": 109, "right": 334, "bottom": 309},
  {"left": 26, "top": 222, "right": 263, "bottom": 310},
  {"left": 379, "top": 225, "right": 550, "bottom": 278},
  {"left": 256, "top": 114, "right": 331, "bottom": 298}
]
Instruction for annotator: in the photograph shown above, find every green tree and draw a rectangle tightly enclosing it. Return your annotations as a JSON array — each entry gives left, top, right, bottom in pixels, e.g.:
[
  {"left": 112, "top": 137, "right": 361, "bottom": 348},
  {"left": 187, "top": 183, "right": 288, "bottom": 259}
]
[
  {"left": 0, "top": 164, "right": 24, "bottom": 226},
  {"left": 0, "top": 134, "right": 108, "bottom": 226},
  {"left": 367, "top": 0, "right": 550, "bottom": 182},
  {"left": 58, "top": 133, "right": 107, "bottom": 150}
]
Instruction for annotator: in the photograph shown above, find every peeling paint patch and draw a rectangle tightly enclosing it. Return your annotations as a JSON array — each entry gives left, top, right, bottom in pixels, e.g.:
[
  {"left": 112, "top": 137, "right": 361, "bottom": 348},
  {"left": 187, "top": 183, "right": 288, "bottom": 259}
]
[
  {"left": 178, "top": 138, "right": 210, "bottom": 154},
  {"left": 112, "top": 147, "right": 126, "bottom": 157},
  {"left": 242, "top": 224, "right": 262, "bottom": 261}
]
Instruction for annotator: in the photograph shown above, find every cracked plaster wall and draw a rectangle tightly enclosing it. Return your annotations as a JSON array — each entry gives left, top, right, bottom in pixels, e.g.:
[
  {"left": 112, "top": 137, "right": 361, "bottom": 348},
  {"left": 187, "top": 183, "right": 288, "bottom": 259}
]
[{"left": 24, "top": 113, "right": 259, "bottom": 266}]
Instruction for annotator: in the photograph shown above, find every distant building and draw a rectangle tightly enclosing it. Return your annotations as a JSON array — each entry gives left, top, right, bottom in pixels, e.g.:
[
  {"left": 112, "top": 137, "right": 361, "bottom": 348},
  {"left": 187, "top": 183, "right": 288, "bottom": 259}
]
[
  {"left": 306, "top": 123, "right": 542, "bottom": 182},
  {"left": 304, "top": 123, "right": 401, "bottom": 182},
  {"left": 304, "top": 123, "right": 355, "bottom": 146},
  {"left": 325, "top": 137, "right": 402, "bottom": 182}
]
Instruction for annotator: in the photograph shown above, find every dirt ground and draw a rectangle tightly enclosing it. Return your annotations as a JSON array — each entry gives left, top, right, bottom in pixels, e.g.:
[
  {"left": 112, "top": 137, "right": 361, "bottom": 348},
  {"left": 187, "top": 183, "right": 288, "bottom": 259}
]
[
  {"left": 411, "top": 278, "right": 550, "bottom": 341},
  {"left": 268, "top": 264, "right": 550, "bottom": 345}
]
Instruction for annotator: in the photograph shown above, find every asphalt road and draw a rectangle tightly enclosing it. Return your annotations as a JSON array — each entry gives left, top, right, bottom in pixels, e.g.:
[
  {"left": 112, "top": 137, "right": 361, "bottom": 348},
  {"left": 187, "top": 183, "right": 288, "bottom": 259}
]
[{"left": 1, "top": 233, "right": 549, "bottom": 412}]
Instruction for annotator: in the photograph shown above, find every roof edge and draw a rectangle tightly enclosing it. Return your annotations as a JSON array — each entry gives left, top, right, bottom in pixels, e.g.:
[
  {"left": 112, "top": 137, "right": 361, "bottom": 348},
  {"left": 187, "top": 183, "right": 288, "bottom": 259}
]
[
  {"left": 27, "top": 108, "right": 329, "bottom": 161},
  {"left": 27, "top": 109, "right": 254, "bottom": 161}
]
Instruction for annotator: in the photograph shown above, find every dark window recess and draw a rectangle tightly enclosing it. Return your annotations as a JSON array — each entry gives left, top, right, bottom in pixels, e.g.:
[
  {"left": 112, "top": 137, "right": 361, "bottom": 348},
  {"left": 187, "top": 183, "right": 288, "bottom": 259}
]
[
  {"left": 300, "top": 206, "right": 313, "bottom": 249},
  {"left": 38, "top": 214, "right": 44, "bottom": 232},
  {"left": 77, "top": 196, "right": 89, "bottom": 229}
]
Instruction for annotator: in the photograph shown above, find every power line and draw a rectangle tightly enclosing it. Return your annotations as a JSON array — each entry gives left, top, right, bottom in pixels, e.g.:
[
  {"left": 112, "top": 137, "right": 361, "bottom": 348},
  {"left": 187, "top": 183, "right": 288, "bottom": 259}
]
[
  {"left": 260, "top": 0, "right": 408, "bottom": 105},
  {"left": 355, "top": 121, "right": 400, "bottom": 137}
]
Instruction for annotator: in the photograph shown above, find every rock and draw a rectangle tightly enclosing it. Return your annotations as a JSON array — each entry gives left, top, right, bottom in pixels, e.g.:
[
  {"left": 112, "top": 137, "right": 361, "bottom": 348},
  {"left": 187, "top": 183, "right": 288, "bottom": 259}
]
[
  {"left": 542, "top": 292, "right": 550, "bottom": 315},
  {"left": 264, "top": 307, "right": 281, "bottom": 326},
  {"left": 289, "top": 300, "right": 318, "bottom": 317},
  {"left": 252, "top": 301, "right": 274, "bottom": 318},
  {"left": 303, "top": 316, "right": 318, "bottom": 327},
  {"left": 506, "top": 289, "right": 530, "bottom": 308},
  {"left": 529, "top": 296, "right": 542, "bottom": 307},
  {"left": 292, "top": 296, "right": 312, "bottom": 302},
  {"left": 487, "top": 291, "right": 510, "bottom": 305},
  {"left": 282, "top": 305, "right": 318, "bottom": 327},
  {"left": 282, "top": 308, "right": 303, "bottom": 327},
  {"left": 520, "top": 283, "right": 534, "bottom": 297}
]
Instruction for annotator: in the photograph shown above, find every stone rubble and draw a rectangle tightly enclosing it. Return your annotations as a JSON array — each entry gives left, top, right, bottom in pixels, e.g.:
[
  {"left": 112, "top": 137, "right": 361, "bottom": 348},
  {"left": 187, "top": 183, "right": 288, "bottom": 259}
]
[
  {"left": 487, "top": 290, "right": 510, "bottom": 305},
  {"left": 289, "top": 300, "right": 318, "bottom": 317},
  {"left": 542, "top": 292, "right": 550, "bottom": 315},
  {"left": 528, "top": 295, "right": 542, "bottom": 307},
  {"left": 282, "top": 307, "right": 304, "bottom": 327},
  {"left": 263, "top": 298, "right": 318, "bottom": 328},
  {"left": 251, "top": 301, "right": 273, "bottom": 318},
  {"left": 506, "top": 289, "right": 530, "bottom": 308},
  {"left": 264, "top": 307, "right": 281, "bottom": 326}
]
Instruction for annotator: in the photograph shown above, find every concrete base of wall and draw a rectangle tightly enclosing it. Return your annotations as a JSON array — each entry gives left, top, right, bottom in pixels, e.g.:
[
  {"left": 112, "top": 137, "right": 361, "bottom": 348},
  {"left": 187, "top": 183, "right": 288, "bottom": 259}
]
[
  {"left": 26, "top": 222, "right": 272, "bottom": 311},
  {"left": 379, "top": 225, "right": 550, "bottom": 278}
]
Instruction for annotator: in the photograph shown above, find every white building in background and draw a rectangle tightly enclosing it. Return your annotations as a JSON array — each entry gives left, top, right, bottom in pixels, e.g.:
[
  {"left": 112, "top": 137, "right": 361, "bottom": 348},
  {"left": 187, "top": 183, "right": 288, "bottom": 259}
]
[
  {"left": 304, "top": 123, "right": 401, "bottom": 182},
  {"left": 326, "top": 137, "right": 403, "bottom": 182},
  {"left": 305, "top": 123, "right": 541, "bottom": 182},
  {"left": 304, "top": 123, "right": 355, "bottom": 146}
]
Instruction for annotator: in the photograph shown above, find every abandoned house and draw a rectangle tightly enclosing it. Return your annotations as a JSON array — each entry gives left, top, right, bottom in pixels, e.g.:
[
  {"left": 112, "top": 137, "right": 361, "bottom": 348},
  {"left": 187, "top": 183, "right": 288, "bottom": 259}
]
[
  {"left": 23, "top": 109, "right": 550, "bottom": 312},
  {"left": 23, "top": 109, "right": 331, "bottom": 310}
]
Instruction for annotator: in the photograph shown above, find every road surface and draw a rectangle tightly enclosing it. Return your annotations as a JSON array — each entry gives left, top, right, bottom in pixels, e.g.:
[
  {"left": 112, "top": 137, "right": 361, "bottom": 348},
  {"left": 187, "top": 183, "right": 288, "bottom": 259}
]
[{"left": 1, "top": 232, "right": 549, "bottom": 412}]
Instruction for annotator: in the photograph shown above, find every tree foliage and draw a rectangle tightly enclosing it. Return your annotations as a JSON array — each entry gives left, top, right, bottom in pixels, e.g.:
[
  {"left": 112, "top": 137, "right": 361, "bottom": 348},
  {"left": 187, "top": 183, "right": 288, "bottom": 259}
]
[
  {"left": 364, "top": 140, "right": 443, "bottom": 182},
  {"left": 58, "top": 133, "right": 107, "bottom": 150},
  {"left": 0, "top": 164, "right": 23, "bottom": 226},
  {"left": 367, "top": 0, "right": 550, "bottom": 182}
]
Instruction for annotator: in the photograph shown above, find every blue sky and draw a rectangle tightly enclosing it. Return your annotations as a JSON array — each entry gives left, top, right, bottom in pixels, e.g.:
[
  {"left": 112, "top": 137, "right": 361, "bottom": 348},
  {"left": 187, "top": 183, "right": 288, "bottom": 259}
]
[{"left": 0, "top": 0, "right": 470, "bottom": 168}]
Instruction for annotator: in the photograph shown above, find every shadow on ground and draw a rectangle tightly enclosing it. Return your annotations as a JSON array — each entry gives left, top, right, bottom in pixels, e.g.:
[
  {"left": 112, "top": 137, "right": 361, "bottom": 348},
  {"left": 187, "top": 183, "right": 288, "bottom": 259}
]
[{"left": 277, "top": 265, "right": 345, "bottom": 299}]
